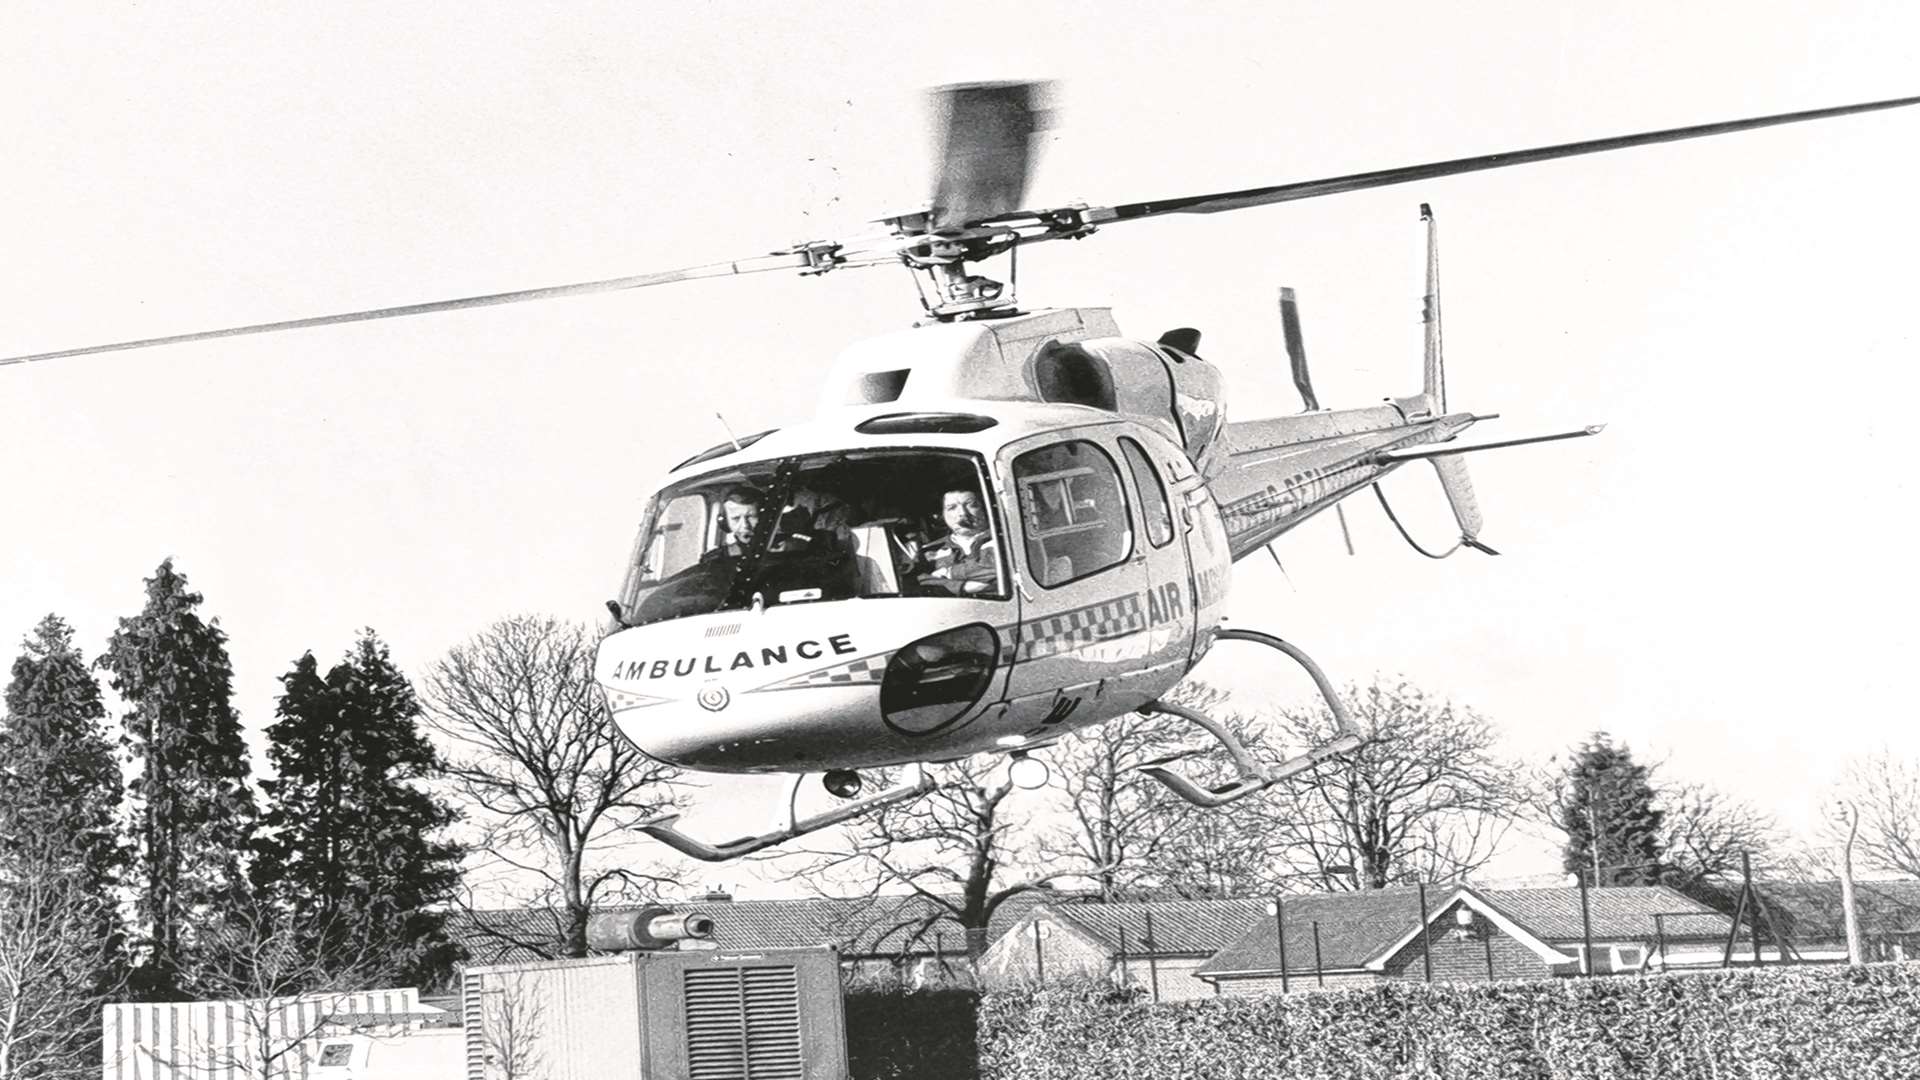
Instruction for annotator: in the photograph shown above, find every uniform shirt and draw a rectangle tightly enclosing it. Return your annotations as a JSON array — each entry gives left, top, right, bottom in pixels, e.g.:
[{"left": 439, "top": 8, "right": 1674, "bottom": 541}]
[{"left": 919, "top": 532, "right": 999, "bottom": 594}]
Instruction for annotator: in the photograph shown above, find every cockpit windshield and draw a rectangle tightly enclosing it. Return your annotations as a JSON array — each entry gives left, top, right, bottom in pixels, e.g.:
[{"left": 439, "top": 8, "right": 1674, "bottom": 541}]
[{"left": 613, "top": 449, "right": 1009, "bottom": 627}]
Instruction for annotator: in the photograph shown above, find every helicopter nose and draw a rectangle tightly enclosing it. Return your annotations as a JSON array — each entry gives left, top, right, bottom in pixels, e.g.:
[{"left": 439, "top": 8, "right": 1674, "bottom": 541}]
[{"left": 609, "top": 683, "right": 887, "bottom": 772}]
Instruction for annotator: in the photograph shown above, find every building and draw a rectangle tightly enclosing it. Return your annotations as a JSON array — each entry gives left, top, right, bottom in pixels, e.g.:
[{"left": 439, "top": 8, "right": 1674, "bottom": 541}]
[
  {"left": 445, "top": 889, "right": 1053, "bottom": 982},
  {"left": 977, "top": 898, "right": 1265, "bottom": 1001},
  {"left": 1748, "top": 879, "right": 1920, "bottom": 962},
  {"left": 1195, "top": 884, "right": 1734, "bottom": 995}
]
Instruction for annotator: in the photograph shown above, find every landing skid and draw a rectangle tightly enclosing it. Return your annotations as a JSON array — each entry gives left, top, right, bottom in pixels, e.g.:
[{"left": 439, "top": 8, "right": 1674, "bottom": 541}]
[
  {"left": 640, "top": 763, "right": 936, "bottom": 862},
  {"left": 1138, "top": 629, "right": 1368, "bottom": 808}
]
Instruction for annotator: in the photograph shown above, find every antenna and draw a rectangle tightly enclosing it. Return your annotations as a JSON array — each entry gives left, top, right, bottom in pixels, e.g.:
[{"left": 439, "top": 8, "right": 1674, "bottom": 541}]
[{"left": 715, "top": 412, "right": 744, "bottom": 451}]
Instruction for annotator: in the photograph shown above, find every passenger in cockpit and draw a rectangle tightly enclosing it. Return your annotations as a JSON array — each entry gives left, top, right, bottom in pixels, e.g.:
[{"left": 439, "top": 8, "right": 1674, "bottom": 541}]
[{"left": 916, "top": 488, "right": 1000, "bottom": 596}]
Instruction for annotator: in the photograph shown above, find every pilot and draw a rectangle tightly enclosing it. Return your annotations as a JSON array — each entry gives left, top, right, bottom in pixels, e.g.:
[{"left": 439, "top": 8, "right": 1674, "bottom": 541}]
[
  {"left": 705, "top": 485, "right": 773, "bottom": 561},
  {"left": 917, "top": 488, "right": 999, "bottom": 596},
  {"left": 705, "top": 484, "right": 823, "bottom": 562}
]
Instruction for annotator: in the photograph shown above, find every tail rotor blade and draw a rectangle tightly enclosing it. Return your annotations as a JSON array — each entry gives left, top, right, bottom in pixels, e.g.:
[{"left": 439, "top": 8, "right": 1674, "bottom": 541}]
[{"left": 1278, "top": 286, "right": 1318, "bottom": 411}]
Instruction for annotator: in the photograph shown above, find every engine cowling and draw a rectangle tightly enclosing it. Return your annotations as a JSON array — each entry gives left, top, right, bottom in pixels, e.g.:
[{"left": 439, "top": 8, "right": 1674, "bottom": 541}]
[{"left": 818, "top": 306, "right": 1228, "bottom": 474}]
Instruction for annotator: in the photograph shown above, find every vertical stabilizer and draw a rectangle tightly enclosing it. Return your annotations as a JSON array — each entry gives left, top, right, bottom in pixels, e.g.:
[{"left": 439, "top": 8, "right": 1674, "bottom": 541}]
[
  {"left": 1429, "top": 455, "right": 1483, "bottom": 541},
  {"left": 1421, "top": 203, "right": 1444, "bottom": 413}
]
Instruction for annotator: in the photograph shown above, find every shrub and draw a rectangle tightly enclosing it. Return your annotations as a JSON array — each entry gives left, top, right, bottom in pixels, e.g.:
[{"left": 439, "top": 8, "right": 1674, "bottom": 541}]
[
  {"left": 967, "top": 964, "right": 1920, "bottom": 1080},
  {"left": 846, "top": 987, "right": 981, "bottom": 1080}
]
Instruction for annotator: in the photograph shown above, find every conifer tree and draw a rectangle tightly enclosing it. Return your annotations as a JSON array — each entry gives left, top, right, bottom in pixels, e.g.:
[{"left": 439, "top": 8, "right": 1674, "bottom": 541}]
[
  {"left": 99, "top": 559, "right": 257, "bottom": 998},
  {"left": 1, "top": 615, "right": 127, "bottom": 1074},
  {"left": 1, "top": 615, "right": 124, "bottom": 889},
  {"left": 252, "top": 633, "right": 464, "bottom": 987},
  {"left": 1556, "top": 732, "right": 1665, "bottom": 886}
]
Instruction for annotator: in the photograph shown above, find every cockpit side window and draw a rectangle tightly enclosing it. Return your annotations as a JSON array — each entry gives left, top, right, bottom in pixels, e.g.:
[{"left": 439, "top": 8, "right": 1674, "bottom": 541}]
[
  {"left": 1119, "top": 436, "right": 1175, "bottom": 548},
  {"left": 1013, "top": 439, "right": 1134, "bottom": 587}
]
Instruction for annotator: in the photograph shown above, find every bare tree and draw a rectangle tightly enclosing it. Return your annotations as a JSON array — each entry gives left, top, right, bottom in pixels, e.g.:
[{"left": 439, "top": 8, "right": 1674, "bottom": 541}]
[
  {"left": 422, "top": 616, "right": 684, "bottom": 957},
  {"left": 1042, "top": 710, "right": 1196, "bottom": 900},
  {"left": 0, "top": 860, "right": 125, "bottom": 1080},
  {"left": 1042, "top": 683, "right": 1303, "bottom": 898},
  {"left": 781, "top": 755, "right": 1070, "bottom": 957},
  {"left": 475, "top": 973, "right": 548, "bottom": 1080},
  {"left": 1833, "top": 750, "right": 1920, "bottom": 878},
  {"left": 1657, "top": 781, "right": 1785, "bottom": 895},
  {"left": 143, "top": 900, "right": 394, "bottom": 1080},
  {"left": 1261, "top": 678, "right": 1523, "bottom": 888}
]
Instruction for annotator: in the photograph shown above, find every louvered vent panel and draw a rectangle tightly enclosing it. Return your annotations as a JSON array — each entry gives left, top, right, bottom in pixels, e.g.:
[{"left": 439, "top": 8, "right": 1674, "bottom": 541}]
[
  {"left": 462, "top": 973, "right": 487, "bottom": 1080},
  {"left": 683, "top": 965, "right": 803, "bottom": 1080}
]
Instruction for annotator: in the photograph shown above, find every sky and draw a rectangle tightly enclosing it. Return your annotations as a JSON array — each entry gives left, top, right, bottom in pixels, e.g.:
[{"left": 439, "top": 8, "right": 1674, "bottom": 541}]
[{"left": 4, "top": 2, "right": 1919, "bottom": 897}]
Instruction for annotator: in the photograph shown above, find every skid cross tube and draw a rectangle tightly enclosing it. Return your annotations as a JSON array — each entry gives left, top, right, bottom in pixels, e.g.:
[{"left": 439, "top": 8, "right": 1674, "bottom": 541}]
[
  {"left": 1137, "top": 630, "right": 1368, "bottom": 808},
  {"left": 640, "top": 762, "right": 935, "bottom": 862}
]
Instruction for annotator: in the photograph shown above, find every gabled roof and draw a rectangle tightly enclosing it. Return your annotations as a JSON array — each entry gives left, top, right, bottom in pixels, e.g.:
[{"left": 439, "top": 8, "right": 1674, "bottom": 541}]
[
  {"left": 1196, "top": 887, "right": 1445, "bottom": 976},
  {"left": 1195, "top": 884, "right": 1734, "bottom": 979},
  {"left": 1033, "top": 898, "right": 1266, "bottom": 957},
  {"left": 447, "top": 892, "right": 1052, "bottom": 966}
]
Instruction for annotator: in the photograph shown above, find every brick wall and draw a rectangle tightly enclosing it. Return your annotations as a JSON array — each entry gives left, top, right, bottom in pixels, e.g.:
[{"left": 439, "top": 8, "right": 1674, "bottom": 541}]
[
  {"left": 980, "top": 912, "right": 1111, "bottom": 985},
  {"left": 1379, "top": 899, "right": 1558, "bottom": 982},
  {"left": 1115, "top": 957, "right": 1212, "bottom": 1002}
]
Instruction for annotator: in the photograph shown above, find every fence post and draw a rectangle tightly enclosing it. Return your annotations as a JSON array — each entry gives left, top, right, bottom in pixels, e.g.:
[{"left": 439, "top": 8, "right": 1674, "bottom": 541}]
[
  {"left": 1483, "top": 920, "right": 1496, "bottom": 981},
  {"left": 1145, "top": 911, "right": 1161, "bottom": 1003},
  {"left": 1578, "top": 872, "right": 1594, "bottom": 975},
  {"left": 1417, "top": 883, "right": 1432, "bottom": 982},
  {"left": 1312, "top": 921, "right": 1325, "bottom": 988},
  {"left": 1840, "top": 802, "right": 1865, "bottom": 965},
  {"left": 1654, "top": 913, "right": 1666, "bottom": 970},
  {"left": 1118, "top": 924, "right": 1130, "bottom": 987},
  {"left": 1033, "top": 919, "right": 1045, "bottom": 984},
  {"left": 1271, "top": 896, "right": 1290, "bottom": 995}
]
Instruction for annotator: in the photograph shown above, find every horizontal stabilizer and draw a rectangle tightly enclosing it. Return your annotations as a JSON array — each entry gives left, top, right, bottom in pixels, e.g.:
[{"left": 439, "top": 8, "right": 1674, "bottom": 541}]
[{"left": 1370, "top": 424, "right": 1604, "bottom": 464}]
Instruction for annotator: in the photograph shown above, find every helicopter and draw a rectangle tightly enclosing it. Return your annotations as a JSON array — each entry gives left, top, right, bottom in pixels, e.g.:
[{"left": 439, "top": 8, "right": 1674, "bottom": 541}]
[{"left": 8, "top": 84, "right": 1919, "bottom": 862}]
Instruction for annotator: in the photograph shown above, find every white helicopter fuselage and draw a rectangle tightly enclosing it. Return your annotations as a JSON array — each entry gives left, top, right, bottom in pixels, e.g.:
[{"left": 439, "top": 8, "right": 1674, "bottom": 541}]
[{"left": 594, "top": 308, "right": 1236, "bottom": 774}]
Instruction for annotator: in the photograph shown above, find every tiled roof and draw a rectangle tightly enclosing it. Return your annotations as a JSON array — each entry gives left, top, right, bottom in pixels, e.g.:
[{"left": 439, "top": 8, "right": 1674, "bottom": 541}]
[
  {"left": 1479, "top": 886, "right": 1729, "bottom": 942},
  {"left": 1044, "top": 899, "right": 1266, "bottom": 957},
  {"left": 1196, "top": 884, "right": 1735, "bottom": 978},
  {"left": 448, "top": 891, "right": 1052, "bottom": 966},
  {"left": 1195, "top": 887, "right": 1442, "bottom": 975},
  {"left": 1751, "top": 880, "right": 1920, "bottom": 943}
]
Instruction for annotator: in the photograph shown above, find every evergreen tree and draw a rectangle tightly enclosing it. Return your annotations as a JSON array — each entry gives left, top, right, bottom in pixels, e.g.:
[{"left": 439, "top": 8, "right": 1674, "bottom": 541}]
[
  {"left": 0, "top": 615, "right": 127, "bottom": 1074},
  {"left": 1556, "top": 732, "right": 1665, "bottom": 886},
  {"left": 252, "top": 633, "right": 464, "bottom": 987},
  {"left": 98, "top": 559, "right": 257, "bottom": 998},
  {"left": 1, "top": 615, "right": 124, "bottom": 889}
]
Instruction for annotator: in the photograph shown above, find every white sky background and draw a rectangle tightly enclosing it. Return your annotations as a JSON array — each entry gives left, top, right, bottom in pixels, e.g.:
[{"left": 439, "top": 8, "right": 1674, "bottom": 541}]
[{"left": 4, "top": 2, "right": 1919, "bottom": 898}]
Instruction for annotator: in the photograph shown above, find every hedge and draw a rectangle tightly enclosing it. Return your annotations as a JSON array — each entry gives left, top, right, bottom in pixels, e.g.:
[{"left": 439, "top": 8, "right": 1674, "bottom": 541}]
[
  {"left": 847, "top": 964, "right": 1920, "bottom": 1079},
  {"left": 846, "top": 987, "right": 981, "bottom": 1080},
  {"left": 973, "top": 965, "right": 1920, "bottom": 1080}
]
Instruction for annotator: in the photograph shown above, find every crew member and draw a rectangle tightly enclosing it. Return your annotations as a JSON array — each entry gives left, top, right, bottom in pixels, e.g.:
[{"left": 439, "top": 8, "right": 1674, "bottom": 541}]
[
  {"left": 706, "top": 484, "right": 772, "bottom": 561},
  {"left": 917, "top": 488, "right": 999, "bottom": 596}
]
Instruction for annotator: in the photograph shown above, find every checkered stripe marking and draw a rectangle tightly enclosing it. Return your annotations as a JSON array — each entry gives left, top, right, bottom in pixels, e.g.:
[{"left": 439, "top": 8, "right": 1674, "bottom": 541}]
[
  {"left": 754, "top": 650, "right": 894, "bottom": 692},
  {"left": 602, "top": 687, "right": 671, "bottom": 711},
  {"left": 1016, "top": 594, "right": 1147, "bottom": 661}
]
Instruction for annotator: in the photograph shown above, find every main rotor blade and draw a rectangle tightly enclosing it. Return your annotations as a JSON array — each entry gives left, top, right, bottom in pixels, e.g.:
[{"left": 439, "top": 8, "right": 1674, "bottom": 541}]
[
  {"left": 0, "top": 250, "right": 866, "bottom": 367},
  {"left": 928, "top": 81, "right": 1049, "bottom": 231},
  {"left": 1107, "top": 92, "right": 1920, "bottom": 222}
]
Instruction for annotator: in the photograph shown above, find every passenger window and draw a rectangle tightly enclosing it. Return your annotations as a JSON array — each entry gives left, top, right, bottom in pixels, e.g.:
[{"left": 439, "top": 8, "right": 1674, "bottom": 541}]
[
  {"left": 1013, "top": 440, "right": 1133, "bottom": 587},
  {"left": 1119, "top": 437, "right": 1174, "bottom": 548}
]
